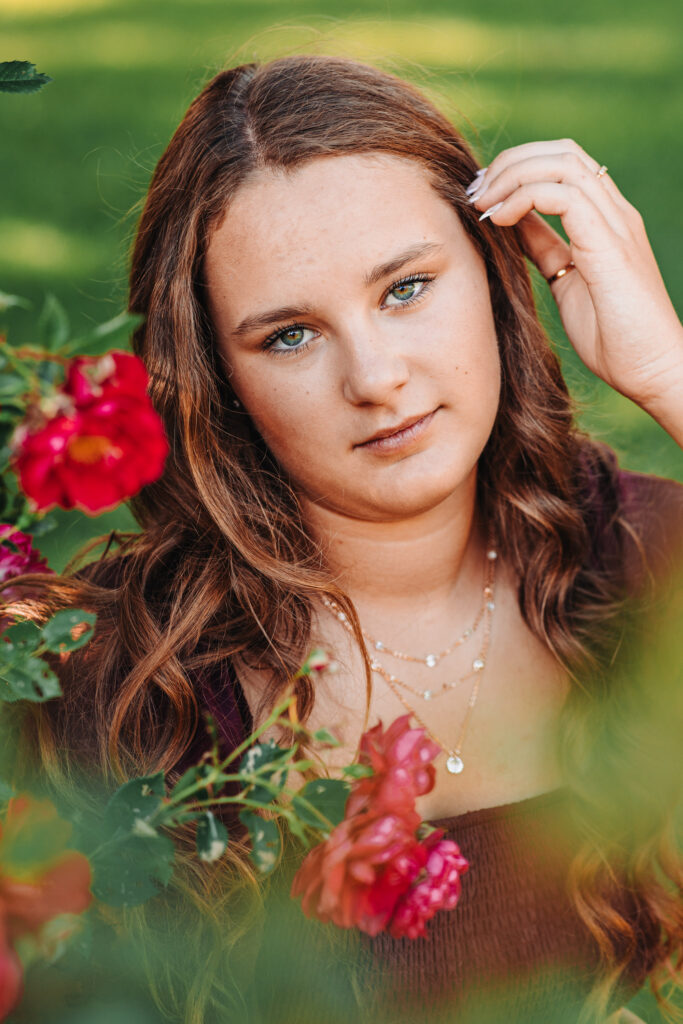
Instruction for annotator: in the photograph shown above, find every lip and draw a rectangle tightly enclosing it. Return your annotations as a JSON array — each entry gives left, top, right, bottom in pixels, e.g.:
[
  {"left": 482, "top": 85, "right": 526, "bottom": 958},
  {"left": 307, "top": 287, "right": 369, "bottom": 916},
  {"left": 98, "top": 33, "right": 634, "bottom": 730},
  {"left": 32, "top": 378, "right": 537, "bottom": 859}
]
[{"left": 355, "top": 409, "right": 438, "bottom": 452}]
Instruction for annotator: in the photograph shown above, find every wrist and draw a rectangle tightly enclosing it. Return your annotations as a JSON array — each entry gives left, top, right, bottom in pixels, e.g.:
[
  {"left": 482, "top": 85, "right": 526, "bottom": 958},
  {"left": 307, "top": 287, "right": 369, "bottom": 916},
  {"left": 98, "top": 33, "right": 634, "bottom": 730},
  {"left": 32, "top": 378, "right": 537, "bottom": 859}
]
[{"left": 631, "top": 340, "right": 683, "bottom": 448}]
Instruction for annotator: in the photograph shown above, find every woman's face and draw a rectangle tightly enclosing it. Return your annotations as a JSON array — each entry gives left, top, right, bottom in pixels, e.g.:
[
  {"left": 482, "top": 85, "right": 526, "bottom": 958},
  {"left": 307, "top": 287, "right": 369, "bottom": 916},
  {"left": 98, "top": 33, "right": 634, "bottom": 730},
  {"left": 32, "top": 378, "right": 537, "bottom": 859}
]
[{"left": 205, "top": 153, "right": 501, "bottom": 522}]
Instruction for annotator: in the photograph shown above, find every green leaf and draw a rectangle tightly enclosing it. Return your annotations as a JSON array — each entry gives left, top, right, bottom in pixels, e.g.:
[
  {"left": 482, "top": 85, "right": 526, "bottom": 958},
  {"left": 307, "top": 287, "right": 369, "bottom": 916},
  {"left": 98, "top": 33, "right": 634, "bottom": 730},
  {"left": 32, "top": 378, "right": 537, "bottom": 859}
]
[
  {"left": 0, "top": 290, "right": 32, "bottom": 313},
  {"left": 105, "top": 772, "right": 166, "bottom": 831},
  {"left": 65, "top": 312, "right": 144, "bottom": 357},
  {"left": 41, "top": 609, "right": 96, "bottom": 653},
  {"left": 0, "top": 373, "right": 28, "bottom": 399},
  {"left": 0, "top": 656, "right": 61, "bottom": 703},
  {"left": 0, "top": 778, "right": 15, "bottom": 802},
  {"left": 311, "top": 727, "right": 341, "bottom": 746},
  {"left": 0, "top": 61, "right": 52, "bottom": 95},
  {"left": 38, "top": 293, "right": 70, "bottom": 351},
  {"left": 239, "top": 809, "right": 281, "bottom": 876},
  {"left": 239, "top": 739, "right": 293, "bottom": 805},
  {"left": 291, "top": 778, "right": 350, "bottom": 830},
  {"left": 341, "top": 763, "right": 375, "bottom": 779},
  {"left": 91, "top": 832, "right": 175, "bottom": 907},
  {"left": 196, "top": 811, "right": 228, "bottom": 863},
  {"left": 0, "top": 620, "right": 42, "bottom": 661}
]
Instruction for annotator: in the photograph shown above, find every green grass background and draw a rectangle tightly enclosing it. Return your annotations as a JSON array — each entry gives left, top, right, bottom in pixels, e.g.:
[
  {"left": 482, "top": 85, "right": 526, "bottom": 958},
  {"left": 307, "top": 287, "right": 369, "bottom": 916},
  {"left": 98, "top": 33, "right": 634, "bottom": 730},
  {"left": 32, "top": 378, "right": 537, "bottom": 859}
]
[{"left": 0, "top": 3, "right": 681, "bottom": 1016}]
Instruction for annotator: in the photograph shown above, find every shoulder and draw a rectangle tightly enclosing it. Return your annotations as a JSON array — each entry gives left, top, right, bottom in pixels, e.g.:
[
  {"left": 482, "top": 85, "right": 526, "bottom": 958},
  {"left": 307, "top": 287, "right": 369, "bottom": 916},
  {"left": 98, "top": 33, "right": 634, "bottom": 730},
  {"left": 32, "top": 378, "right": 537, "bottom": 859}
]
[{"left": 615, "top": 468, "right": 683, "bottom": 591}]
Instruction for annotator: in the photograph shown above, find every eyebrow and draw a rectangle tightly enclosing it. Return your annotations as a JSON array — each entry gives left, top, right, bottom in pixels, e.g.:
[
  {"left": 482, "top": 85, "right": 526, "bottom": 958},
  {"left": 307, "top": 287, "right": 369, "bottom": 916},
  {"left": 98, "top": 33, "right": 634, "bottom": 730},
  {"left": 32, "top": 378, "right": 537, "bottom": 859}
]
[{"left": 231, "top": 241, "right": 445, "bottom": 338}]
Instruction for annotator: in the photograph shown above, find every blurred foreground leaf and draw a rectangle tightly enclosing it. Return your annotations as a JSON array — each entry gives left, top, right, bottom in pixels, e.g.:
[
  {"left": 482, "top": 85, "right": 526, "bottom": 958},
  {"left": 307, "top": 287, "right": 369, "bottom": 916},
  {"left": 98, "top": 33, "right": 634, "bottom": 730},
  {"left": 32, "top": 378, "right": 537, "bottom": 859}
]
[{"left": 0, "top": 61, "right": 52, "bottom": 95}]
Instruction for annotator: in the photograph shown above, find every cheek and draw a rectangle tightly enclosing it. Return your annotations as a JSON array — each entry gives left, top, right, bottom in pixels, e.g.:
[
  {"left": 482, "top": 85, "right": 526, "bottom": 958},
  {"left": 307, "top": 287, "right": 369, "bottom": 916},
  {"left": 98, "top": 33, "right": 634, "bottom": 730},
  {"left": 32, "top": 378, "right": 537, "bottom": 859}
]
[{"left": 239, "top": 376, "right": 330, "bottom": 474}]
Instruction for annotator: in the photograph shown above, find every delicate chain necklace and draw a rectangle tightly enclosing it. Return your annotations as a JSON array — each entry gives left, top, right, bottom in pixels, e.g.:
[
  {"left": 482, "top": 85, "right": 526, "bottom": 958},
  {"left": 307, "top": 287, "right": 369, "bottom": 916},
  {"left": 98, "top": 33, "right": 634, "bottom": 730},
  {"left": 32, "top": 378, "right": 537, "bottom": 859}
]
[
  {"left": 342, "top": 592, "right": 486, "bottom": 668},
  {"left": 322, "top": 546, "right": 498, "bottom": 775}
]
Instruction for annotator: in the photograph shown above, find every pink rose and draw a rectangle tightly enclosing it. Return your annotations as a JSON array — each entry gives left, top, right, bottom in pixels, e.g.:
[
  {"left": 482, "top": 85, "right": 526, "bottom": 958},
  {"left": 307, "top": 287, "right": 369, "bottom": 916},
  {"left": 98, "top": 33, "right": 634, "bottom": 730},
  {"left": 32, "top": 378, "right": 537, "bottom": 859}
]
[
  {"left": 291, "top": 807, "right": 425, "bottom": 936},
  {"left": 345, "top": 714, "right": 442, "bottom": 817},
  {"left": 0, "top": 525, "right": 53, "bottom": 631},
  {"left": 389, "top": 831, "right": 470, "bottom": 939}
]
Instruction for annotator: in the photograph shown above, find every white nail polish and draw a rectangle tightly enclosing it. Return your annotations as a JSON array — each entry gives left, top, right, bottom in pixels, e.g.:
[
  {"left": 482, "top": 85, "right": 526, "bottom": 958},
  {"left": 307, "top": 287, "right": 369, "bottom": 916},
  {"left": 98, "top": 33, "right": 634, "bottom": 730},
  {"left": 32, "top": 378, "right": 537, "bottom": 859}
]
[
  {"left": 478, "top": 201, "right": 504, "bottom": 222},
  {"left": 465, "top": 168, "right": 487, "bottom": 195}
]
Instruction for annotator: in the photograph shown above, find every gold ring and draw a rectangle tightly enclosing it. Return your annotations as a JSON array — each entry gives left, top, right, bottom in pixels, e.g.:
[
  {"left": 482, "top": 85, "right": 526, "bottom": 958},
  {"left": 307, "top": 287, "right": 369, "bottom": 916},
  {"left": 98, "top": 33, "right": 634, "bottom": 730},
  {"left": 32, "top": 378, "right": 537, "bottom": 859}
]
[
  {"left": 546, "top": 260, "right": 575, "bottom": 285},
  {"left": 596, "top": 165, "right": 608, "bottom": 178}
]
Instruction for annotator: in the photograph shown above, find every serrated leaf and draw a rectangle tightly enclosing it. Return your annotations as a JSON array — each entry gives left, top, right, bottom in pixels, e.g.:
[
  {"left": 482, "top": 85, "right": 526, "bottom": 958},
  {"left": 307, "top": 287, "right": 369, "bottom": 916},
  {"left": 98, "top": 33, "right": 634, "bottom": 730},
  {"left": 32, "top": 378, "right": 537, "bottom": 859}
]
[
  {"left": 311, "top": 727, "right": 341, "bottom": 746},
  {"left": 41, "top": 609, "right": 96, "bottom": 653},
  {"left": 38, "top": 293, "right": 70, "bottom": 351},
  {"left": 341, "top": 763, "right": 375, "bottom": 779},
  {"left": 91, "top": 832, "right": 174, "bottom": 907},
  {"left": 239, "top": 809, "right": 281, "bottom": 876},
  {"left": 105, "top": 772, "right": 166, "bottom": 830},
  {"left": 0, "top": 61, "right": 52, "bottom": 95},
  {"left": 0, "top": 290, "right": 32, "bottom": 313},
  {"left": 0, "top": 657, "right": 61, "bottom": 702},
  {"left": 196, "top": 811, "right": 228, "bottom": 863},
  {"left": 65, "top": 312, "right": 144, "bottom": 357},
  {"left": 239, "top": 739, "right": 292, "bottom": 804},
  {"left": 291, "top": 778, "right": 350, "bottom": 830}
]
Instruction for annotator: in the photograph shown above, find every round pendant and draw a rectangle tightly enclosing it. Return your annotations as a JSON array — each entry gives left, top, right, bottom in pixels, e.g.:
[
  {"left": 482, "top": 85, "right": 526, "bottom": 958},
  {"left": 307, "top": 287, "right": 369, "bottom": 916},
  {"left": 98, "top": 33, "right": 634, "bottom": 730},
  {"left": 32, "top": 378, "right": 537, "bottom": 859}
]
[
  {"left": 446, "top": 754, "right": 464, "bottom": 774},
  {"left": 425, "top": 654, "right": 437, "bottom": 668}
]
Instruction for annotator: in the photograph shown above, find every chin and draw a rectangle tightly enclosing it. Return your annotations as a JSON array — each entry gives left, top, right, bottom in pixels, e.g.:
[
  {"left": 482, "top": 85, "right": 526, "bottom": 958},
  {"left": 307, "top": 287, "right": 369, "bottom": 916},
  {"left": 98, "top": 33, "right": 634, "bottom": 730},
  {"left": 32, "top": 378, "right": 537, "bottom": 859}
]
[{"left": 345, "top": 463, "right": 476, "bottom": 521}]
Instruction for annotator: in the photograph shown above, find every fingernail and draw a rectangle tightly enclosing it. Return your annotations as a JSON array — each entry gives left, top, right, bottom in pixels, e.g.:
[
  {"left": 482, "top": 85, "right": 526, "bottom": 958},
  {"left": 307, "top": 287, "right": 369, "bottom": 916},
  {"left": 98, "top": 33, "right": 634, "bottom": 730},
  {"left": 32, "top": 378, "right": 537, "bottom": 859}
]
[
  {"left": 465, "top": 168, "right": 487, "bottom": 195},
  {"left": 478, "top": 201, "right": 504, "bottom": 222}
]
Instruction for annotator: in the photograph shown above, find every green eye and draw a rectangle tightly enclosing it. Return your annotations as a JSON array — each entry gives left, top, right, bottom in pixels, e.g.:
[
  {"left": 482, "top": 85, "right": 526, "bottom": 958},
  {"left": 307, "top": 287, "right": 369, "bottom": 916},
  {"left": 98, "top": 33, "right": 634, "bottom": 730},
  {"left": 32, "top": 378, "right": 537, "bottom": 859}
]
[
  {"left": 391, "top": 282, "right": 418, "bottom": 301},
  {"left": 280, "top": 327, "right": 305, "bottom": 346},
  {"left": 266, "top": 324, "right": 317, "bottom": 355},
  {"left": 383, "top": 274, "right": 434, "bottom": 308}
]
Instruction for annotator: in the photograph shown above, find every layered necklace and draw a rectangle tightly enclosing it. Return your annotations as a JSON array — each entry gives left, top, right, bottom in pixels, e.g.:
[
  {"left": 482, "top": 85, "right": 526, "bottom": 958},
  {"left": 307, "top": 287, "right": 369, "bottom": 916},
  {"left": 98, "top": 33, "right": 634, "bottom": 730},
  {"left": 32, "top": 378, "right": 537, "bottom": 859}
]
[{"left": 321, "top": 544, "right": 498, "bottom": 776}]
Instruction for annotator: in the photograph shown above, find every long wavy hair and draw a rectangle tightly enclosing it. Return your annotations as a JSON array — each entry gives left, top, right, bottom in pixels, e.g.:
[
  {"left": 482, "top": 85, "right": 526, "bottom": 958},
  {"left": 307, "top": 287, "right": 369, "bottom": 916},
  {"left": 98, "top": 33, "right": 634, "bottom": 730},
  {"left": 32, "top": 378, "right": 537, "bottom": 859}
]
[{"left": 3, "top": 55, "right": 681, "bottom": 1024}]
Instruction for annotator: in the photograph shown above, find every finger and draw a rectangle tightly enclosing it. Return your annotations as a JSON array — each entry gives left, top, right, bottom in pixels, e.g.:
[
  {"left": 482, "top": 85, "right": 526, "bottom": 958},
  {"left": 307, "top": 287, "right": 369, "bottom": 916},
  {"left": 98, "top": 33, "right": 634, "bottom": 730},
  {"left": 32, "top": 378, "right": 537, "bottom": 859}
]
[
  {"left": 478, "top": 182, "right": 620, "bottom": 267},
  {"left": 514, "top": 210, "right": 572, "bottom": 282},
  {"left": 471, "top": 152, "right": 630, "bottom": 239},
  {"left": 472, "top": 139, "right": 634, "bottom": 217}
]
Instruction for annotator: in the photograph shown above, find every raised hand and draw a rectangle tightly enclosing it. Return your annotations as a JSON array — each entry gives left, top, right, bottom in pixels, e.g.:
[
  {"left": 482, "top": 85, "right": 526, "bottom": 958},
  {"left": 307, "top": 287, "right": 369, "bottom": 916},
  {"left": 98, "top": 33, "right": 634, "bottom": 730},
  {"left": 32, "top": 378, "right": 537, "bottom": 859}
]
[{"left": 468, "top": 140, "right": 683, "bottom": 444}]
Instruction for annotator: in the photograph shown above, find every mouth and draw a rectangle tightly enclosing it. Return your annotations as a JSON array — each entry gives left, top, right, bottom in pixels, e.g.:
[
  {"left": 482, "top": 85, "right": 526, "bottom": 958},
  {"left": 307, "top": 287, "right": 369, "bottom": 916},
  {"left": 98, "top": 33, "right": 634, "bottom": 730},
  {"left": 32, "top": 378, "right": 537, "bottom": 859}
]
[{"left": 355, "top": 409, "right": 438, "bottom": 452}]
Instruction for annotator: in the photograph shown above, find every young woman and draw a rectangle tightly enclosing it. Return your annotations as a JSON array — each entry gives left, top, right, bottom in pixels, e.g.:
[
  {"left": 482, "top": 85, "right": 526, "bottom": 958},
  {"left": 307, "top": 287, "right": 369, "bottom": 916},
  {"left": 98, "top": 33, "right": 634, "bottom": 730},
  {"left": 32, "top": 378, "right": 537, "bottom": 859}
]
[{"left": 5, "top": 55, "right": 682, "bottom": 1023}]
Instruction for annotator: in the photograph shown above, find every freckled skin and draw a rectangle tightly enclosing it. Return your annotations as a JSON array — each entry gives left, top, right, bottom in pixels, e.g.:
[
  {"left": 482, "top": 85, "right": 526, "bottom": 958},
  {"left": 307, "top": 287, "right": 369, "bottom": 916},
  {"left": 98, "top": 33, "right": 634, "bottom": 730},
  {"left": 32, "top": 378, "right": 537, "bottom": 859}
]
[{"left": 205, "top": 153, "right": 501, "bottom": 525}]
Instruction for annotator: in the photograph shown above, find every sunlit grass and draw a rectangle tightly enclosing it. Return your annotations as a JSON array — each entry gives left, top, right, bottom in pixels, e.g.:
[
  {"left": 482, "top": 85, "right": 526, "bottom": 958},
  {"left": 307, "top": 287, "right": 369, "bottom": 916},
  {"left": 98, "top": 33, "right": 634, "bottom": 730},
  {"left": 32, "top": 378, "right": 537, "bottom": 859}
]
[
  {"left": 2, "top": 15, "right": 677, "bottom": 73},
  {"left": 0, "top": 217, "right": 110, "bottom": 276}
]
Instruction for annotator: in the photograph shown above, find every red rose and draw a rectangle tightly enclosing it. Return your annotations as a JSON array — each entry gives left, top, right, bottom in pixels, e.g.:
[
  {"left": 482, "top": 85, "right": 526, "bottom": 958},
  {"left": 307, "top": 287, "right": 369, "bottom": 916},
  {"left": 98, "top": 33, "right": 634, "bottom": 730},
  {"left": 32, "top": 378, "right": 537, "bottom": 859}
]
[
  {"left": 345, "top": 714, "right": 442, "bottom": 817},
  {"left": 10, "top": 352, "right": 169, "bottom": 514},
  {"left": 291, "top": 808, "right": 425, "bottom": 936},
  {"left": 388, "top": 831, "right": 470, "bottom": 939},
  {"left": 0, "top": 797, "right": 92, "bottom": 1020},
  {"left": 63, "top": 351, "right": 150, "bottom": 406}
]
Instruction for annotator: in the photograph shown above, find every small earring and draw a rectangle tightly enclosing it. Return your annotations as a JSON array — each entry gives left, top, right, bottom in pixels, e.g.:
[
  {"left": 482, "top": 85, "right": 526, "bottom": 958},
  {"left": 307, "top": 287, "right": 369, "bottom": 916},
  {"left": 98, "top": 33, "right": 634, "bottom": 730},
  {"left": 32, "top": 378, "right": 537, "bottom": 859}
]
[{"left": 231, "top": 397, "right": 241, "bottom": 410}]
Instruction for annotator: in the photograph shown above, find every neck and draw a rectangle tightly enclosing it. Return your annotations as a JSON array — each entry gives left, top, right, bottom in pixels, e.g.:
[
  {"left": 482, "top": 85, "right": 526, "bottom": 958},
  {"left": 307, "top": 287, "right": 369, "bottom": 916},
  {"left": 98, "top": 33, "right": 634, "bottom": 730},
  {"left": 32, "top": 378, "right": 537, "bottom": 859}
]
[{"left": 301, "top": 471, "right": 488, "bottom": 629}]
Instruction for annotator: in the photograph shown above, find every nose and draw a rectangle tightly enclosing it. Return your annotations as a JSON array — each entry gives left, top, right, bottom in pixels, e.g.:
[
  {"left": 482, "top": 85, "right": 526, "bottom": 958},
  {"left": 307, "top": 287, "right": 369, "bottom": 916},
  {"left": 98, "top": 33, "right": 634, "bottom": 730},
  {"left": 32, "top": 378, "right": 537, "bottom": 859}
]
[{"left": 340, "top": 331, "right": 410, "bottom": 405}]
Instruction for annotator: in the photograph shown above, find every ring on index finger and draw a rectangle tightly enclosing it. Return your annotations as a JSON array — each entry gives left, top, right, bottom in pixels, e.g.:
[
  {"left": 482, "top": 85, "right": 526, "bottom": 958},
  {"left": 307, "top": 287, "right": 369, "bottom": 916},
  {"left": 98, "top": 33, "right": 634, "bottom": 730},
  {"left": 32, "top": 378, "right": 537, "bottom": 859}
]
[{"left": 596, "top": 165, "right": 608, "bottom": 179}]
